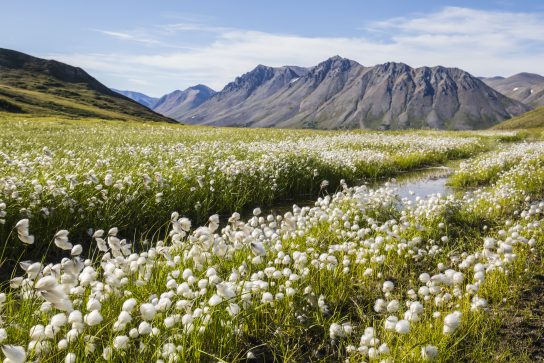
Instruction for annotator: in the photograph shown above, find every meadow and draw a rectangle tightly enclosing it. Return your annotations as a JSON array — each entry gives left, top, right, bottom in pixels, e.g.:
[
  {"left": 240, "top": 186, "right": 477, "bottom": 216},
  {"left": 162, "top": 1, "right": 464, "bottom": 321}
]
[{"left": 0, "top": 116, "right": 543, "bottom": 362}]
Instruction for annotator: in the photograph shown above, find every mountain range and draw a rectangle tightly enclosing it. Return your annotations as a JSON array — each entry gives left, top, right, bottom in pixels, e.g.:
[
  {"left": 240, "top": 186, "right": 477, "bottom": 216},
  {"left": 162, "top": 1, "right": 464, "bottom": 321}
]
[
  {"left": 0, "top": 48, "right": 540, "bottom": 129},
  {"left": 481, "top": 73, "right": 544, "bottom": 107},
  {"left": 122, "top": 56, "right": 533, "bottom": 130},
  {"left": 0, "top": 48, "right": 171, "bottom": 122}
]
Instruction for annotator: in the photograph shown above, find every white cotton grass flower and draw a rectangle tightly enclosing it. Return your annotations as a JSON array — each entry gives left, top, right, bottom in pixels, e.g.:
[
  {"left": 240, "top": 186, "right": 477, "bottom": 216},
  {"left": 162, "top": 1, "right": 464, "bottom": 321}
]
[
  {"left": 20, "top": 261, "right": 41, "bottom": 279},
  {"left": 250, "top": 242, "right": 266, "bottom": 256},
  {"left": 138, "top": 321, "right": 152, "bottom": 335},
  {"left": 68, "top": 310, "right": 82, "bottom": 324},
  {"left": 113, "top": 335, "right": 129, "bottom": 350},
  {"left": 374, "top": 298, "right": 386, "bottom": 313},
  {"left": 261, "top": 292, "right": 274, "bottom": 304},
  {"left": 51, "top": 313, "right": 67, "bottom": 328},
  {"left": 65, "top": 352, "right": 76, "bottom": 363},
  {"left": 15, "top": 219, "right": 34, "bottom": 245},
  {"left": 34, "top": 276, "right": 72, "bottom": 311},
  {"left": 86, "top": 298, "right": 101, "bottom": 311},
  {"left": 58, "top": 339, "right": 68, "bottom": 351},
  {"left": 84, "top": 310, "right": 103, "bottom": 326},
  {"left": 208, "top": 294, "right": 223, "bottom": 306},
  {"left": 443, "top": 311, "right": 462, "bottom": 335},
  {"left": 122, "top": 298, "right": 137, "bottom": 312},
  {"left": 102, "top": 347, "right": 112, "bottom": 360},
  {"left": 70, "top": 244, "right": 83, "bottom": 256},
  {"left": 386, "top": 300, "right": 400, "bottom": 313},
  {"left": 382, "top": 280, "right": 395, "bottom": 293},
  {"left": 140, "top": 303, "right": 156, "bottom": 321},
  {"left": 329, "top": 322, "right": 352, "bottom": 340},
  {"left": 421, "top": 345, "right": 439, "bottom": 361},
  {"left": 395, "top": 319, "right": 410, "bottom": 334},
  {"left": 92, "top": 229, "right": 104, "bottom": 238},
  {"left": 54, "top": 230, "right": 73, "bottom": 250},
  {"left": 1, "top": 345, "right": 26, "bottom": 363},
  {"left": 384, "top": 316, "right": 398, "bottom": 331}
]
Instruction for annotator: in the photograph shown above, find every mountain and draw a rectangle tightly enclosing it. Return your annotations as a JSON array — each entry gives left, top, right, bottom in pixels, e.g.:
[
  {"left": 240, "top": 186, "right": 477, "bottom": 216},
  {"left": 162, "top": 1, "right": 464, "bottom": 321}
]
[
  {"left": 111, "top": 89, "right": 159, "bottom": 109},
  {"left": 493, "top": 106, "right": 544, "bottom": 129},
  {"left": 0, "top": 48, "right": 172, "bottom": 122},
  {"left": 177, "top": 57, "right": 530, "bottom": 130},
  {"left": 153, "top": 85, "right": 216, "bottom": 119},
  {"left": 481, "top": 73, "right": 544, "bottom": 107}
]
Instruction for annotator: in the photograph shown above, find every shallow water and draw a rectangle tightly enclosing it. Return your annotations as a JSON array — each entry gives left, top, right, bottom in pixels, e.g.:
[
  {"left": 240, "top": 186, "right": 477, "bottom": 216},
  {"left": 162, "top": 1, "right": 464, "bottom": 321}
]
[
  {"left": 382, "top": 166, "right": 454, "bottom": 202},
  {"left": 236, "top": 163, "right": 458, "bottom": 221}
]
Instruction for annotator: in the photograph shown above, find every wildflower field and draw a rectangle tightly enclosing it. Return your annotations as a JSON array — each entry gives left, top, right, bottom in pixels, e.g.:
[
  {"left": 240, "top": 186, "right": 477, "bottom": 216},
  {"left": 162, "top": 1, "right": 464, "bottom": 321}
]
[{"left": 0, "top": 116, "right": 543, "bottom": 362}]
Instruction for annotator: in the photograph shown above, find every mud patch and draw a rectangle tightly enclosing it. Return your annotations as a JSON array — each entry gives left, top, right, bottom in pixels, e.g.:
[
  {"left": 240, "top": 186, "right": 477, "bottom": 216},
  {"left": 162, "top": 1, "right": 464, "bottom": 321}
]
[{"left": 500, "top": 273, "right": 544, "bottom": 361}]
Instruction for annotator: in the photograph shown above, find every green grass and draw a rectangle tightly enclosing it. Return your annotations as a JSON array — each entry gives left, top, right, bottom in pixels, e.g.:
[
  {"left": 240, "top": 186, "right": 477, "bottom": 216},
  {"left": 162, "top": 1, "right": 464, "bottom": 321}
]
[
  {"left": 493, "top": 106, "right": 544, "bottom": 130},
  {"left": 0, "top": 115, "right": 492, "bottom": 269},
  {"left": 0, "top": 54, "right": 171, "bottom": 123},
  {"left": 0, "top": 116, "right": 543, "bottom": 362}
]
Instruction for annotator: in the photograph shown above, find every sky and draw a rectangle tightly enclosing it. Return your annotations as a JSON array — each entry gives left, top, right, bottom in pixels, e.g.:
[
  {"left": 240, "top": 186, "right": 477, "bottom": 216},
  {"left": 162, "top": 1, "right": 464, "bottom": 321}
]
[{"left": 2, "top": 1, "right": 544, "bottom": 97}]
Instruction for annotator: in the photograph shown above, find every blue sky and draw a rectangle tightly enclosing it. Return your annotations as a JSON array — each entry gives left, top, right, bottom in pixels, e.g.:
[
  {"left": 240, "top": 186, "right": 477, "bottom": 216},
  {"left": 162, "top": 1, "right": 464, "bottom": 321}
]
[{"left": 2, "top": 1, "right": 544, "bottom": 96}]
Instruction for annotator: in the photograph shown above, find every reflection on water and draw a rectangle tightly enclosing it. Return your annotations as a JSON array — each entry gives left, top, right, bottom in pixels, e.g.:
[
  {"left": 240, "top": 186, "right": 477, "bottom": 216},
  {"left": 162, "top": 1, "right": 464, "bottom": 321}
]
[
  {"left": 235, "top": 163, "right": 458, "bottom": 222},
  {"left": 382, "top": 166, "right": 454, "bottom": 202}
]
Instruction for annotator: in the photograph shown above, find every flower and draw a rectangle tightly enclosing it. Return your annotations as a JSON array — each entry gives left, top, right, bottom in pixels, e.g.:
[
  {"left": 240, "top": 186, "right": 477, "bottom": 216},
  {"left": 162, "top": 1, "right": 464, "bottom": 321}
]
[
  {"left": 15, "top": 219, "right": 34, "bottom": 245},
  {"left": 71, "top": 244, "right": 83, "bottom": 256},
  {"left": 1, "top": 345, "right": 26, "bottom": 363},
  {"left": 208, "top": 294, "right": 222, "bottom": 306},
  {"left": 384, "top": 316, "right": 398, "bottom": 331},
  {"left": 421, "top": 345, "right": 439, "bottom": 361},
  {"left": 250, "top": 242, "right": 266, "bottom": 256},
  {"left": 395, "top": 320, "right": 410, "bottom": 334},
  {"left": 122, "top": 298, "right": 137, "bottom": 312},
  {"left": 65, "top": 352, "right": 76, "bottom": 363},
  {"left": 138, "top": 321, "right": 152, "bottom": 335},
  {"left": 382, "top": 281, "right": 395, "bottom": 293},
  {"left": 140, "top": 303, "right": 156, "bottom": 321},
  {"left": 54, "top": 230, "right": 73, "bottom": 250},
  {"left": 84, "top": 310, "right": 103, "bottom": 326},
  {"left": 443, "top": 311, "right": 462, "bottom": 335},
  {"left": 113, "top": 335, "right": 129, "bottom": 350},
  {"left": 51, "top": 313, "right": 67, "bottom": 328}
]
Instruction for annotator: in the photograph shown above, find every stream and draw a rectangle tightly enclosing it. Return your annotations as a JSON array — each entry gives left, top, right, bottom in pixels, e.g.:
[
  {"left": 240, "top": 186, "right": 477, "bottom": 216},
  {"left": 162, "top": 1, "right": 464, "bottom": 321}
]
[{"left": 238, "top": 162, "right": 458, "bottom": 221}]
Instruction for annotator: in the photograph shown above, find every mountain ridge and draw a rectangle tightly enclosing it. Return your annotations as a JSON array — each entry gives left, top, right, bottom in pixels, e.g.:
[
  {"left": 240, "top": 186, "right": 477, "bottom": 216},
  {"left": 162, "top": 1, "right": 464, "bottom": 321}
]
[
  {"left": 481, "top": 73, "right": 544, "bottom": 107},
  {"left": 153, "top": 85, "right": 216, "bottom": 120},
  {"left": 0, "top": 48, "right": 172, "bottom": 122},
  {"left": 174, "top": 57, "right": 530, "bottom": 130},
  {"left": 111, "top": 89, "right": 159, "bottom": 109}
]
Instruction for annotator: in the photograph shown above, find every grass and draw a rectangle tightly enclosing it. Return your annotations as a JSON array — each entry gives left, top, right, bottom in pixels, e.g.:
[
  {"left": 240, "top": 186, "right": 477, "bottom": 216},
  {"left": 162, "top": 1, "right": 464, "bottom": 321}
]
[
  {"left": 0, "top": 115, "right": 492, "bottom": 269},
  {"left": 492, "top": 106, "right": 544, "bottom": 130},
  {"left": 0, "top": 116, "right": 543, "bottom": 362},
  {"left": 0, "top": 49, "right": 170, "bottom": 123}
]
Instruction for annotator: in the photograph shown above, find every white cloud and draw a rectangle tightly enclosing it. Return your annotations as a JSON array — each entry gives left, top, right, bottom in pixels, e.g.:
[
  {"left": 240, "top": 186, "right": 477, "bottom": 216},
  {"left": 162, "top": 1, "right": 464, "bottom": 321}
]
[
  {"left": 48, "top": 7, "right": 544, "bottom": 96},
  {"left": 94, "top": 30, "right": 163, "bottom": 46}
]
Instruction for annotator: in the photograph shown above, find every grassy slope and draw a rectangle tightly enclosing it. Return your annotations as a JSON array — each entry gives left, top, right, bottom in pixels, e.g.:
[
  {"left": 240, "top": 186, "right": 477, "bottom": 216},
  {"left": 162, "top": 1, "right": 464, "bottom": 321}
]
[
  {"left": 0, "top": 48, "right": 172, "bottom": 123},
  {"left": 492, "top": 106, "right": 544, "bottom": 130}
]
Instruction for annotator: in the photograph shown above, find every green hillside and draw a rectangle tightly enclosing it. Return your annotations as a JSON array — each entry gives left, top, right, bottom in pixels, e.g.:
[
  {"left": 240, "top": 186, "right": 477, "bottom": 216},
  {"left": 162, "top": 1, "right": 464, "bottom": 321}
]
[
  {"left": 0, "top": 48, "right": 173, "bottom": 122},
  {"left": 493, "top": 106, "right": 544, "bottom": 129}
]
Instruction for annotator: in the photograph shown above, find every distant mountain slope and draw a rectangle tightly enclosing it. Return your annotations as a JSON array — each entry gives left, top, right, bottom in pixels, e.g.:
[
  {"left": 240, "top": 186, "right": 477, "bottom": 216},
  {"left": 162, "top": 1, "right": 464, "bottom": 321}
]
[
  {"left": 482, "top": 73, "right": 544, "bottom": 107},
  {"left": 178, "top": 57, "right": 530, "bottom": 130},
  {"left": 153, "top": 85, "right": 216, "bottom": 119},
  {"left": 178, "top": 65, "right": 309, "bottom": 126},
  {"left": 111, "top": 89, "right": 159, "bottom": 109},
  {"left": 0, "top": 48, "right": 172, "bottom": 122},
  {"left": 493, "top": 106, "right": 544, "bottom": 129}
]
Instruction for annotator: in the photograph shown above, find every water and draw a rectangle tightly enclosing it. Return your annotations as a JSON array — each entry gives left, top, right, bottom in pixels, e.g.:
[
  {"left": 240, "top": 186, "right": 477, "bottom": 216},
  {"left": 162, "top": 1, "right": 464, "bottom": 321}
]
[
  {"left": 382, "top": 166, "right": 454, "bottom": 202},
  {"left": 235, "top": 163, "right": 457, "bottom": 221}
]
